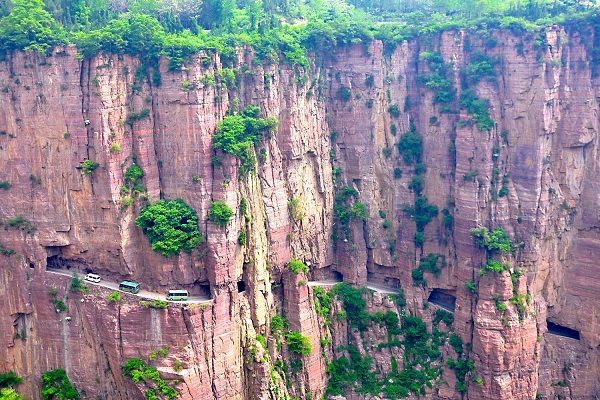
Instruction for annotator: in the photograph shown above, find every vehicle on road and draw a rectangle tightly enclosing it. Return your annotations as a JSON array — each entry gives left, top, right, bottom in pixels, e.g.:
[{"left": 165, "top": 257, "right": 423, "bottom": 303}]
[
  {"left": 84, "top": 273, "right": 101, "bottom": 283},
  {"left": 166, "top": 290, "right": 188, "bottom": 301},
  {"left": 119, "top": 281, "right": 140, "bottom": 294}
]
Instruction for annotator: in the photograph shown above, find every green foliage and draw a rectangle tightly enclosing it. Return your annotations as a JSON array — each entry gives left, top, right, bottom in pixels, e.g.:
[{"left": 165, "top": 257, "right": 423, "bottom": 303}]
[
  {"left": 433, "top": 309, "right": 454, "bottom": 327},
  {"left": 470, "top": 227, "right": 517, "bottom": 254},
  {"left": 0, "top": 387, "right": 24, "bottom": 400},
  {"left": 464, "top": 51, "right": 497, "bottom": 85},
  {"left": 0, "top": 0, "right": 65, "bottom": 54},
  {"left": 509, "top": 293, "right": 530, "bottom": 320},
  {"left": 141, "top": 300, "right": 168, "bottom": 309},
  {"left": 288, "top": 198, "right": 304, "bottom": 220},
  {"left": 124, "top": 165, "right": 145, "bottom": 193},
  {"left": 80, "top": 159, "right": 99, "bottom": 176},
  {"left": 393, "top": 168, "right": 403, "bottom": 179},
  {"left": 483, "top": 259, "right": 510, "bottom": 273},
  {"left": 313, "top": 286, "right": 332, "bottom": 320},
  {"left": 442, "top": 208, "right": 453, "bottom": 228},
  {"left": 41, "top": 369, "right": 80, "bottom": 400},
  {"left": 0, "top": 242, "right": 16, "bottom": 256},
  {"left": 237, "top": 230, "right": 246, "bottom": 245},
  {"left": 463, "top": 170, "right": 479, "bottom": 181},
  {"left": 158, "top": 347, "right": 169, "bottom": 357},
  {"left": 0, "top": 371, "right": 22, "bottom": 388},
  {"left": 121, "top": 359, "right": 178, "bottom": 399},
  {"left": 349, "top": 202, "right": 368, "bottom": 221},
  {"left": 408, "top": 175, "right": 424, "bottom": 195},
  {"left": 447, "top": 357, "right": 474, "bottom": 393},
  {"left": 448, "top": 333, "right": 463, "bottom": 354},
  {"left": 287, "top": 258, "right": 309, "bottom": 275},
  {"left": 109, "top": 143, "right": 121, "bottom": 154},
  {"left": 396, "top": 130, "right": 422, "bottom": 165},
  {"left": 108, "top": 291, "right": 121, "bottom": 303},
  {"left": 331, "top": 283, "right": 371, "bottom": 331},
  {"left": 403, "top": 196, "right": 439, "bottom": 231},
  {"left": 0, "top": 181, "right": 11, "bottom": 190},
  {"left": 255, "top": 334, "right": 267, "bottom": 349},
  {"left": 271, "top": 315, "right": 288, "bottom": 332},
  {"left": 51, "top": 299, "right": 67, "bottom": 313},
  {"left": 209, "top": 200, "right": 233, "bottom": 227},
  {"left": 326, "top": 345, "right": 379, "bottom": 396},
  {"left": 70, "top": 273, "right": 86, "bottom": 293},
  {"left": 136, "top": 199, "right": 203, "bottom": 256},
  {"left": 387, "top": 104, "right": 400, "bottom": 117},
  {"left": 333, "top": 186, "right": 368, "bottom": 241},
  {"left": 327, "top": 282, "right": 445, "bottom": 398},
  {"left": 213, "top": 106, "right": 278, "bottom": 174},
  {"left": 412, "top": 253, "right": 446, "bottom": 286},
  {"left": 464, "top": 279, "right": 478, "bottom": 294},
  {"left": 459, "top": 88, "right": 494, "bottom": 131},
  {"left": 417, "top": 51, "right": 455, "bottom": 105},
  {"left": 336, "top": 85, "right": 351, "bottom": 102},
  {"left": 285, "top": 331, "right": 312, "bottom": 356},
  {"left": 126, "top": 109, "right": 151, "bottom": 125},
  {"left": 1, "top": 214, "right": 36, "bottom": 234}
]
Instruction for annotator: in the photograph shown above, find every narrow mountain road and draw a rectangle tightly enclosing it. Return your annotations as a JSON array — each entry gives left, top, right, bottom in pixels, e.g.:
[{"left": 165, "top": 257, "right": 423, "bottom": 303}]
[
  {"left": 308, "top": 280, "right": 400, "bottom": 295},
  {"left": 46, "top": 268, "right": 212, "bottom": 304}
]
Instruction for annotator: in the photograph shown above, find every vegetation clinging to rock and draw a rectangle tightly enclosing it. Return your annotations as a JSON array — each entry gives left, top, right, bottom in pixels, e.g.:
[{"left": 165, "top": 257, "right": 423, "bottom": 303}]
[{"left": 136, "top": 199, "right": 203, "bottom": 257}]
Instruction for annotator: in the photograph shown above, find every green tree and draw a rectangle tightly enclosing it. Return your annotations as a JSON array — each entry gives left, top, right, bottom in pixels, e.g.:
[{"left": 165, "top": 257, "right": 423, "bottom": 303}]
[
  {"left": 0, "top": 0, "right": 65, "bottom": 54},
  {"left": 0, "top": 387, "right": 25, "bottom": 400},
  {"left": 135, "top": 199, "right": 203, "bottom": 257},
  {"left": 0, "top": 371, "right": 22, "bottom": 388},
  {"left": 41, "top": 369, "right": 80, "bottom": 400},
  {"left": 209, "top": 200, "right": 233, "bottom": 227},
  {"left": 286, "top": 331, "right": 312, "bottom": 356}
]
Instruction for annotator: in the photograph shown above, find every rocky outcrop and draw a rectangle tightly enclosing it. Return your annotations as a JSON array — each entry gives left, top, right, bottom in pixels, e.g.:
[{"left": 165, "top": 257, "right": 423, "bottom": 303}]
[{"left": 1, "top": 24, "right": 600, "bottom": 399}]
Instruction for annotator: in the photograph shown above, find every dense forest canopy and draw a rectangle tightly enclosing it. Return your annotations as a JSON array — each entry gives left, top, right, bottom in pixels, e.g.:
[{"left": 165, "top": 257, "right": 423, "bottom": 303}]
[{"left": 0, "top": 0, "right": 598, "bottom": 67}]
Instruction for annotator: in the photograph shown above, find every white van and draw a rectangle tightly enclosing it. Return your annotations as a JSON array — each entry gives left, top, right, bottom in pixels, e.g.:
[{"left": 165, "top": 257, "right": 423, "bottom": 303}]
[{"left": 84, "top": 273, "right": 101, "bottom": 283}]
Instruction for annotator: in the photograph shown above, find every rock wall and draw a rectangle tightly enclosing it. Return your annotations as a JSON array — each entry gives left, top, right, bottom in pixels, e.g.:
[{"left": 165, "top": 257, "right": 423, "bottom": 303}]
[{"left": 0, "top": 24, "right": 599, "bottom": 399}]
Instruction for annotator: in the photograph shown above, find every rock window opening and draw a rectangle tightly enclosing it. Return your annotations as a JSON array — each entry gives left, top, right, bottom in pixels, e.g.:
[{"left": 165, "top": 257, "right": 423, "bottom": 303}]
[{"left": 237, "top": 280, "right": 246, "bottom": 293}]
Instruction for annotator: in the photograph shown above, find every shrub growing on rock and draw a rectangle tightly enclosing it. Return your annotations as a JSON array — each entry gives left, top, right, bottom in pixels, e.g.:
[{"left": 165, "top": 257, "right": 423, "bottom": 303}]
[
  {"left": 136, "top": 199, "right": 203, "bottom": 257},
  {"left": 41, "top": 369, "right": 80, "bottom": 400},
  {"left": 286, "top": 331, "right": 312, "bottom": 356},
  {"left": 209, "top": 200, "right": 233, "bottom": 227}
]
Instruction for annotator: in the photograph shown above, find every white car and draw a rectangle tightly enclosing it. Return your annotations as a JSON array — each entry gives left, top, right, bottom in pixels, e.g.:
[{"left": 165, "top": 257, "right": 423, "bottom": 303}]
[{"left": 84, "top": 273, "right": 101, "bottom": 283}]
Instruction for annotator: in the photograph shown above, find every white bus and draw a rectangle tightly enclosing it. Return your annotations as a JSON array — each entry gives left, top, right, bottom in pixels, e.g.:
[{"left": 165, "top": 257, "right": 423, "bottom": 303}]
[{"left": 166, "top": 290, "right": 188, "bottom": 301}]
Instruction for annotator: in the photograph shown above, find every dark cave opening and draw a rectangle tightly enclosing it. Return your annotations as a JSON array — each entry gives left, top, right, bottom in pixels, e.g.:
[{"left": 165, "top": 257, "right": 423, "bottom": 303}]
[
  {"left": 237, "top": 280, "right": 246, "bottom": 293},
  {"left": 427, "top": 288, "right": 456, "bottom": 312},
  {"left": 547, "top": 321, "right": 580, "bottom": 340}
]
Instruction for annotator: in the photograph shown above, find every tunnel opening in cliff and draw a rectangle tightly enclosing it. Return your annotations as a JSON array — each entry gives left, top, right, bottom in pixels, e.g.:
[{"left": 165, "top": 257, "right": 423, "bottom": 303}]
[
  {"left": 547, "top": 321, "right": 580, "bottom": 340},
  {"left": 196, "top": 283, "right": 211, "bottom": 298},
  {"left": 46, "top": 254, "right": 68, "bottom": 270},
  {"left": 428, "top": 289, "right": 456, "bottom": 312},
  {"left": 46, "top": 246, "right": 92, "bottom": 272},
  {"left": 311, "top": 266, "right": 344, "bottom": 283}
]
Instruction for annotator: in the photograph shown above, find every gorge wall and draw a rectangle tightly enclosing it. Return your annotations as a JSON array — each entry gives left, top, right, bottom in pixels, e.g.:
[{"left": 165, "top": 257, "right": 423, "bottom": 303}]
[{"left": 0, "top": 24, "right": 599, "bottom": 400}]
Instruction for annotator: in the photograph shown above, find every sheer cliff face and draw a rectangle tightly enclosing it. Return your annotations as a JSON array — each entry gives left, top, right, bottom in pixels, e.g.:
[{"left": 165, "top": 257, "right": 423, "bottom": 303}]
[{"left": 0, "top": 26, "right": 599, "bottom": 399}]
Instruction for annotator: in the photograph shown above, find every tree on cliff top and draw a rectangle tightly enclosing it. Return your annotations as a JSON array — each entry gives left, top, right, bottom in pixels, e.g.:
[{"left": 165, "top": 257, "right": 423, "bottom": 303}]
[
  {"left": 0, "top": 0, "right": 65, "bottom": 54},
  {"left": 135, "top": 198, "right": 204, "bottom": 257}
]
